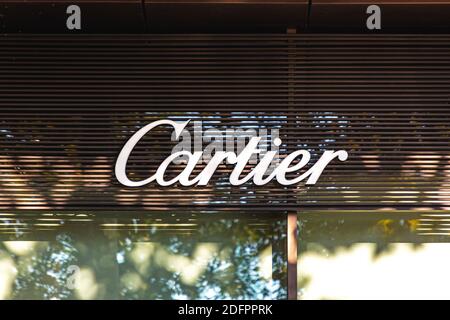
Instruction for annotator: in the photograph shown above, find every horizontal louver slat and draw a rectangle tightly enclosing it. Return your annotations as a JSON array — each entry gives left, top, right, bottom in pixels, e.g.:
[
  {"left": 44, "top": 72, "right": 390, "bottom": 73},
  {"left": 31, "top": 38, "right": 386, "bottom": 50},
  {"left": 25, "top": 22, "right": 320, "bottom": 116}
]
[{"left": 0, "top": 34, "right": 448, "bottom": 210}]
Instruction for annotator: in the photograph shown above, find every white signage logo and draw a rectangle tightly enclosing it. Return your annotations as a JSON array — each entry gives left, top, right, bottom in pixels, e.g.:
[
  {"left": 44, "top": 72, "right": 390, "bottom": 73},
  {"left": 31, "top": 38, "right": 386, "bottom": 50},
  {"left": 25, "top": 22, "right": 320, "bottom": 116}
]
[{"left": 115, "top": 119, "right": 348, "bottom": 187}]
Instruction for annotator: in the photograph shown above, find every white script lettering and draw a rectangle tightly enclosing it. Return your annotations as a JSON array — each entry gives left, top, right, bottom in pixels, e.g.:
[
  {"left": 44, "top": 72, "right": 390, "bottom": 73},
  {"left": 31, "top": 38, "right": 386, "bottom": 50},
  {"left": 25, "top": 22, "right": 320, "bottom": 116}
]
[{"left": 115, "top": 119, "right": 348, "bottom": 187}]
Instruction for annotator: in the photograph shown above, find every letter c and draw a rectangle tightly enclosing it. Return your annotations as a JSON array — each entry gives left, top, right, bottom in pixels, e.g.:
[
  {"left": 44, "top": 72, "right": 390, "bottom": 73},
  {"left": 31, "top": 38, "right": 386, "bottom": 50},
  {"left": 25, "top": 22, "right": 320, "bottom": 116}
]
[{"left": 115, "top": 119, "right": 190, "bottom": 187}]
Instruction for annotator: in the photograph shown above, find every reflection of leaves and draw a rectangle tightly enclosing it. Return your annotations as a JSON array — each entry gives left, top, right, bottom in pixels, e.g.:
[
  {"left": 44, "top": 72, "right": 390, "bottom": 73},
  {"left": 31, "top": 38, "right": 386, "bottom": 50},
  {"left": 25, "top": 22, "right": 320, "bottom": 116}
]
[
  {"left": 376, "top": 219, "right": 395, "bottom": 235},
  {"left": 2, "top": 234, "right": 78, "bottom": 300},
  {"left": 1, "top": 214, "right": 287, "bottom": 300},
  {"left": 118, "top": 218, "right": 286, "bottom": 300},
  {"left": 297, "top": 275, "right": 311, "bottom": 299},
  {"left": 299, "top": 216, "right": 425, "bottom": 259},
  {"left": 407, "top": 219, "right": 420, "bottom": 232}
]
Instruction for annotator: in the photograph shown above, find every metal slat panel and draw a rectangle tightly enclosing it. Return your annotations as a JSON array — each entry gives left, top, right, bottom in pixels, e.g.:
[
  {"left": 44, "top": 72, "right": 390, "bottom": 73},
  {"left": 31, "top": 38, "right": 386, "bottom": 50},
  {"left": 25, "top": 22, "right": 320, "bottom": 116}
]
[
  {"left": 310, "top": 0, "right": 450, "bottom": 32},
  {"left": 145, "top": 0, "right": 308, "bottom": 32},
  {"left": 0, "top": 0, "right": 146, "bottom": 33},
  {"left": 0, "top": 34, "right": 449, "bottom": 210}
]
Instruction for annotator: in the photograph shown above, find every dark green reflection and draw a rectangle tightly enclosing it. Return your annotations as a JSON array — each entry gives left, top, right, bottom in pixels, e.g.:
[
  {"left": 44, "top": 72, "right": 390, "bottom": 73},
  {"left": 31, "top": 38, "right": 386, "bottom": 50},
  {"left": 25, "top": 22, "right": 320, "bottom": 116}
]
[{"left": 0, "top": 211, "right": 287, "bottom": 300}]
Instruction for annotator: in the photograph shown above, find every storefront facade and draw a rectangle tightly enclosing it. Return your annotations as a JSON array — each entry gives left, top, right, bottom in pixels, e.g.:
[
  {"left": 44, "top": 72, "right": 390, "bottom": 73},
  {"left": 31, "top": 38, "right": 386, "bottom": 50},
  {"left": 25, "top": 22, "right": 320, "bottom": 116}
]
[{"left": 1, "top": 2, "right": 450, "bottom": 300}]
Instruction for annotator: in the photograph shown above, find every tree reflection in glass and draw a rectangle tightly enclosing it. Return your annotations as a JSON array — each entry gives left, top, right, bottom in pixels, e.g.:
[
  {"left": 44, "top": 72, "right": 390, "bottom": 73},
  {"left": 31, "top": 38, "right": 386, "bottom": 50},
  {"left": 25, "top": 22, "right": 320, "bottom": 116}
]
[{"left": 0, "top": 212, "right": 287, "bottom": 300}]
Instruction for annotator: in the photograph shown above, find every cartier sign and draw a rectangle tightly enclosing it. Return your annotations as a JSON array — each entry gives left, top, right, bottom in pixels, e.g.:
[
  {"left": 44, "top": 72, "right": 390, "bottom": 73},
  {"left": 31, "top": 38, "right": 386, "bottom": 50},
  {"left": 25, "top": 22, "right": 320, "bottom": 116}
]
[{"left": 115, "top": 119, "right": 349, "bottom": 187}]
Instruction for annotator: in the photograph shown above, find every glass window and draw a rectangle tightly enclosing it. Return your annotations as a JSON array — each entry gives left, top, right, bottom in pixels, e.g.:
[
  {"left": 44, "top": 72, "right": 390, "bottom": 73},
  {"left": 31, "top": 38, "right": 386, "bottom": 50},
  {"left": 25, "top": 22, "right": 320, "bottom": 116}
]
[
  {"left": 0, "top": 211, "right": 287, "bottom": 300},
  {"left": 298, "top": 209, "right": 450, "bottom": 300}
]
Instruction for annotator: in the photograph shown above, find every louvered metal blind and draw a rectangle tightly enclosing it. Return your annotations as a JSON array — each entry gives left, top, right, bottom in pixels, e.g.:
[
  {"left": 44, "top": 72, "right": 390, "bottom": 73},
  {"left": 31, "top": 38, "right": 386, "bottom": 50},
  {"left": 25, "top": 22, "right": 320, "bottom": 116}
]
[{"left": 0, "top": 34, "right": 449, "bottom": 211}]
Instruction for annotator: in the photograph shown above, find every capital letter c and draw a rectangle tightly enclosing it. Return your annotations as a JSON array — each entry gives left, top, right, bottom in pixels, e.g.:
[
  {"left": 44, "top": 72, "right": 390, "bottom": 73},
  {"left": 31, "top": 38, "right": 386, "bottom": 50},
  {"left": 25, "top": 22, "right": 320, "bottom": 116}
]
[{"left": 115, "top": 119, "right": 190, "bottom": 187}]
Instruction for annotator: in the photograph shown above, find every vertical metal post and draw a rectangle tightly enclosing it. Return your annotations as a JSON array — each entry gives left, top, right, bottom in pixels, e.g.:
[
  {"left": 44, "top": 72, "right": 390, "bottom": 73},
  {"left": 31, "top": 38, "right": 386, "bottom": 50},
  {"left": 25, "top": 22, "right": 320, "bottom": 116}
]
[
  {"left": 286, "top": 27, "right": 298, "bottom": 300},
  {"left": 287, "top": 212, "right": 298, "bottom": 300}
]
